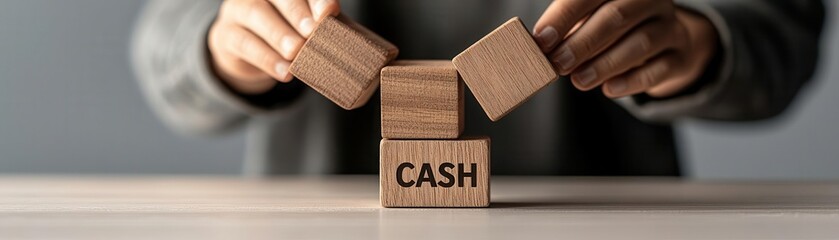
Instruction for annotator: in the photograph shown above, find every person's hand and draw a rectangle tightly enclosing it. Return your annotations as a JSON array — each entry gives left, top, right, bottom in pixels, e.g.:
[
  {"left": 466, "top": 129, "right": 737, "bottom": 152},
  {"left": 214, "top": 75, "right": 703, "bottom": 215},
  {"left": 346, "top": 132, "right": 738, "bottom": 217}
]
[
  {"left": 533, "top": 0, "right": 718, "bottom": 98},
  {"left": 208, "top": 0, "right": 340, "bottom": 94}
]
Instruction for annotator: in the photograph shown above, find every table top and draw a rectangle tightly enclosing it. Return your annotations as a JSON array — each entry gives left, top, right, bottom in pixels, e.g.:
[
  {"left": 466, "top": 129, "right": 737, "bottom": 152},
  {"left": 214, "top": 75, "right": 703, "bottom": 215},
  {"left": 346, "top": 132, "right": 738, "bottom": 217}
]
[{"left": 1, "top": 175, "right": 839, "bottom": 239}]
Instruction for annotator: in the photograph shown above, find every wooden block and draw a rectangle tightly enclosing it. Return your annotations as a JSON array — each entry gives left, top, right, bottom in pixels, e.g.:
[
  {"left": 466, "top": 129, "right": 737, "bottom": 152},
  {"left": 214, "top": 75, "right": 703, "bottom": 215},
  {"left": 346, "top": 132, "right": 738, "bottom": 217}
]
[
  {"left": 380, "top": 60, "right": 464, "bottom": 139},
  {"left": 452, "top": 17, "right": 558, "bottom": 121},
  {"left": 290, "top": 15, "right": 399, "bottom": 110},
  {"left": 380, "top": 137, "right": 490, "bottom": 207}
]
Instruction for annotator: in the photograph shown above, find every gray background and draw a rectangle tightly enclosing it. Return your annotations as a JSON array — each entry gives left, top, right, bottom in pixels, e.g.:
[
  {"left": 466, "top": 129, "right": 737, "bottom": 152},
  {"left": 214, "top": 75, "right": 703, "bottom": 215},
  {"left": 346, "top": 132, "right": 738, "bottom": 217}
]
[{"left": 0, "top": 0, "right": 836, "bottom": 179}]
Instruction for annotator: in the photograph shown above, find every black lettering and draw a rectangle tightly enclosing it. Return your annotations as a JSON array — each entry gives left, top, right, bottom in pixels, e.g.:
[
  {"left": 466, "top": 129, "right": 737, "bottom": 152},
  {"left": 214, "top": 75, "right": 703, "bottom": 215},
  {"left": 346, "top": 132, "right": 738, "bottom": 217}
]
[
  {"left": 416, "top": 163, "right": 437, "bottom": 187},
  {"left": 458, "top": 163, "right": 478, "bottom": 187},
  {"left": 396, "top": 162, "right": 415, "bottom": 187},
  {"left": 437, "top": 162, "right": 455, "bottom": 187}
]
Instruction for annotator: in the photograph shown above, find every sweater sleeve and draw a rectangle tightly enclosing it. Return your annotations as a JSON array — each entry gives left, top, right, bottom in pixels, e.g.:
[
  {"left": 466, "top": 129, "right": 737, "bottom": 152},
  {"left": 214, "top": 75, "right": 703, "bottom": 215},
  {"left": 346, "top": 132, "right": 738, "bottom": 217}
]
[
  {"left": 130, "top": 0, "right": 305, "bottom": 136},
  {"left": 618, "top": 0, "right": 825, "bottom": 122}
]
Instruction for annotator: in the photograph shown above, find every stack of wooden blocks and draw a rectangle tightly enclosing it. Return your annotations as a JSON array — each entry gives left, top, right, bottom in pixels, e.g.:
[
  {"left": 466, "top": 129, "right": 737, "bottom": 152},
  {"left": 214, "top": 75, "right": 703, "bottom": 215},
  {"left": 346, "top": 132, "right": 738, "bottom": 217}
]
[{"left": 290, "top": 16, "right": 557, "bottom": 208}]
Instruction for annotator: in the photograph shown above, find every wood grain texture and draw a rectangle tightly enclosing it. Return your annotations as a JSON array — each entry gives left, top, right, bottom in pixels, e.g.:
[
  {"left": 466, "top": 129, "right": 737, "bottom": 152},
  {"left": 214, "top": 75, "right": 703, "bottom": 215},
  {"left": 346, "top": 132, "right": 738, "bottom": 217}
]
[
  {"left": 3, "top": 176, "right": 839, "bottom": 239},
  {"left": 290, "top": 15, "right": 399, "bottom": 110},
  {"left": 453, "top": 17, "right": 558, "bottom": 121},
  {"left": 380, "top": 137, "right": 490, "bottom": 207},
  {"left": 381, "top": 60, "right": 464, "bottom": 139}
]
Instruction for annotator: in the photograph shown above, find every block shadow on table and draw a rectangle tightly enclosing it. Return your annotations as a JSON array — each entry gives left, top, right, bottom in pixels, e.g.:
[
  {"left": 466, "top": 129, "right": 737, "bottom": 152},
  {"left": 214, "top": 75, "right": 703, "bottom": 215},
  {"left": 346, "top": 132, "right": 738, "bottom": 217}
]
[{"left": 489, "top": 178, "right": 839, "bottom": 211}]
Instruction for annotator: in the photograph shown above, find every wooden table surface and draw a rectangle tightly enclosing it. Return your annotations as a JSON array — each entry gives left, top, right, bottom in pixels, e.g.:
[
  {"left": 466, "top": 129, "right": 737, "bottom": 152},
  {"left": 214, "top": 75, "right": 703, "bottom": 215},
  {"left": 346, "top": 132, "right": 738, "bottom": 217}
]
[{"left": 1, "top": 175, "right": 838, "bottom": 239}]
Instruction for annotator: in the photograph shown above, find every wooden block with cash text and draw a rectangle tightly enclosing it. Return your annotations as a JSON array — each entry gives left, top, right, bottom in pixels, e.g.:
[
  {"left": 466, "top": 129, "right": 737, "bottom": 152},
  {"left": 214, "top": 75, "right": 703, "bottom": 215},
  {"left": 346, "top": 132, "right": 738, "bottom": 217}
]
[
  {"left": 452, "top": 17, "right": 558, "bottom": 121},
  {"left": 380, "top": 60, "right": 464, "bottom": 139},
  {"left": 380, "top": 137, "right": 490, "bottom": 207},
  {"left": 290, "top": 15, "right": 399, "bottom": 110}
]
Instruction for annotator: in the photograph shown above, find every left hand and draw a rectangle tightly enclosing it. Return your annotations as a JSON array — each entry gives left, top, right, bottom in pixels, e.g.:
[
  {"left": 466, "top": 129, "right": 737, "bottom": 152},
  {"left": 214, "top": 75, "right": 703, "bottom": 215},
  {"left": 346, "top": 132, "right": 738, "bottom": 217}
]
[{"left": 532, "top": 0, "right": 718, "bottom": 98}]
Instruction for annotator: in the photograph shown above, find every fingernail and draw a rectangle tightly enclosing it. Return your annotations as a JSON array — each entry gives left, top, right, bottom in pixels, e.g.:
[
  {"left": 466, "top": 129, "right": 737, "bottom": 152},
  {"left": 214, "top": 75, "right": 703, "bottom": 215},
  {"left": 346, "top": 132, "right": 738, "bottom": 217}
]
[
  {"left": 535, "top": 26, "right": 559, "bottom": 51},
  {"left": 609, "top": 78, "right": 628, "bottom": 94},
  {"left": 299, "top": 17, "right": 315, "bottom": 36},
  {"left": 574, "top": 67, "right": 597, "bottom": 86},
  {"left": 554, "top": 46, "right": 575, "bottom": 71},
  {"left": 313, "top": 0, "right": 331, "bottom": 20},
  {"left": 275, "top": 62, "right": 290, "bottom": 80},
  {"left": 280, "top": 36, "right": 301, "bottom": 58}
]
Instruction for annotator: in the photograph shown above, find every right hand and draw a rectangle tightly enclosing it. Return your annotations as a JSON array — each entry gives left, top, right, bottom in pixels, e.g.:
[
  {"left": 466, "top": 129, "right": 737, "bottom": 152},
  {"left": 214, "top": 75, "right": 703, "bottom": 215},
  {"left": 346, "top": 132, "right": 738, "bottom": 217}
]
[{"left": 208, "top": 0, "right": 341, "bottom": 94}]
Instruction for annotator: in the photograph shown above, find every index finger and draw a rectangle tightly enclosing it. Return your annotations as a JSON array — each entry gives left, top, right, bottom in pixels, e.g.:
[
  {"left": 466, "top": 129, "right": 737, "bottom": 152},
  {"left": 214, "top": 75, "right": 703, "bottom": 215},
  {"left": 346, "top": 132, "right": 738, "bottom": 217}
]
[{"left": 533, "top": 0, "right": 608, "bottom": 53}]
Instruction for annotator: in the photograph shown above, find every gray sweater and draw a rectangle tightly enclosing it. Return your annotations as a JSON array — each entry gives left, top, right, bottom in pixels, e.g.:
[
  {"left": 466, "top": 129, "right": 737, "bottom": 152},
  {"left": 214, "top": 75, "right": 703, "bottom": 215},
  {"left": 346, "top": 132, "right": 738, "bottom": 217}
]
[{"left": 131, "top": 0, "right": 823, "bottom": 176}]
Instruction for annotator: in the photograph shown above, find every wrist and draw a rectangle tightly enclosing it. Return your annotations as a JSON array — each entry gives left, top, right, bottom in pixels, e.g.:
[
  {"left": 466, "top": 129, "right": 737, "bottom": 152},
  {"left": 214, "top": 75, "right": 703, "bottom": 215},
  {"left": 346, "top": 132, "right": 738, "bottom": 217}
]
[
  {"left": 209, "top": 56, "right": 279, "bottom": 95},
  {"left": 218, "top": 71, "right": 278, "bottom": 95},
  {"left": 679, "top": 8, "right": 718, "bottom": 67},
  {"left": 648, "top": 8, "right": 719, "bottom": 98}
]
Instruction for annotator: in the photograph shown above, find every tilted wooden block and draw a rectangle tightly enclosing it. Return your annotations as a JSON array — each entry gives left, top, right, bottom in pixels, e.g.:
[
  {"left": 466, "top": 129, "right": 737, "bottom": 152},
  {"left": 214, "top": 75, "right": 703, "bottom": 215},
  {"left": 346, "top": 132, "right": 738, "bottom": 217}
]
[
  {"left": 380, "top": 137, "right": 490, "bottom": 207},
  {"left": 380, "top": 60, "right": 464, "bottom": 139},
  {"left": 290, "top": 15, "right": 399, "bottom": 110},
  {"left": 452, "top": 17, "right": 558, "bottom": 121}
]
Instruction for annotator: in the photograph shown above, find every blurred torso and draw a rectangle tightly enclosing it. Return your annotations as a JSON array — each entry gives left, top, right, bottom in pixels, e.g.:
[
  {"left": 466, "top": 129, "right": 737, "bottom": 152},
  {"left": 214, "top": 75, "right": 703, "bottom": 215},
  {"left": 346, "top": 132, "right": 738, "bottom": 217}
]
[{"left": 254, "top": 0, "right": 681, "bottom": 176}]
